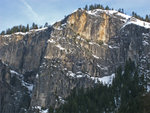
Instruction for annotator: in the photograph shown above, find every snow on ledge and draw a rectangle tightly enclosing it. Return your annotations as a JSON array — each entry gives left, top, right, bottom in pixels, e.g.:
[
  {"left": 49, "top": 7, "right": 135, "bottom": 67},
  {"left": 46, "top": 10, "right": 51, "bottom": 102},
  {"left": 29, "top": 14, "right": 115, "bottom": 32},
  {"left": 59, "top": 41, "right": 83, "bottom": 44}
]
[
  {"left": 56, "top": 44, "right": 65, "bottom": 50},
  {"left": 2, "top": 34, "right": 11, "bottom": 37},
  {"left": 14, "top": 32, "right": 28, "bottom": 35},
  {"left": 92, "top": 54, "right": 99, "bottom": 59},
  {"left": 33, "top": 106, "right": 48, "bottom": 113},
  {"left": 143, "top": 40, "right": 149, "bottom": 46},
  {"left": 44, "top": 56, "right": 51, "bottom": 59},
  {"left": 147, "top": 85, "right": 150, "bottom": 92},
  {"left": 10, "top": 70, "right": 22, "bottom": 77},
  {"left": 30, "top": 27, "right": 48, "bottom": 32},
  {"left": 67, "top": 71, "right": 115, "bottom": 85},
  {"left": 47, "top": 39, "right": 56, "bottom": 43},
  {"left": 91, "top": 73, "right": 115, "bottom": 84}
]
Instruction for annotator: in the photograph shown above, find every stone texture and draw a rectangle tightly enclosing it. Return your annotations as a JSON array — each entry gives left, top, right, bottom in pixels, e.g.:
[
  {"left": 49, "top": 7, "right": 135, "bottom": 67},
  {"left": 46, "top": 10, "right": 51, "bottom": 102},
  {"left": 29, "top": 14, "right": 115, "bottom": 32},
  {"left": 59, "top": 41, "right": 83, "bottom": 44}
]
[
  {"left": 0, "top": 60, "right": 31, "bottom": 113},
  {"left": 0, "top": 9, "right": 150, "bottom": 113},
  {"left": 30, "top": 10, "right": 150, "bottom": 110},
  {"left": 0, "top": 28, "right": 51, "bottom": 73}
]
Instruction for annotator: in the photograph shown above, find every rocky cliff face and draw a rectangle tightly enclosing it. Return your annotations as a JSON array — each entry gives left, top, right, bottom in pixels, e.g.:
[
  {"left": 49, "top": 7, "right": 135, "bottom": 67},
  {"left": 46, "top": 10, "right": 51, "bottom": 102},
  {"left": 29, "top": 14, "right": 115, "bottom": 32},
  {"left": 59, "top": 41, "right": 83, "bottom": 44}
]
[
  {"left": 0, "top": 60, "right": 12, "bottom": 113},
  {"left": 0, "top": 28, "right": 51, "bottom": 113},
  {"left": 67, "top": 10, "right": 123, "bottom": 42},
  {"left": 0, "top": 60, "right": 32, "bottom": 113},
  {"left": 0, "top": 9, "right": 150, "bottom": 113},
  {"left": 0, "top": 28, "right": 50, "bottom": 73}
]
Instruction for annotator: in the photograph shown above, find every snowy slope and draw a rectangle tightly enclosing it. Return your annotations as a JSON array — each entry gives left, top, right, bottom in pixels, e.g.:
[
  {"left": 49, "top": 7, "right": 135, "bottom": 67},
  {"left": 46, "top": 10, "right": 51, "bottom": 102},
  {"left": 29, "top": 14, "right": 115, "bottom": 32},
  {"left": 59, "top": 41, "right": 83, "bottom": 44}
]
[
  {"left": 86, "top": 9, "right": 150, "bottom": 29},
  {"left": 1, "top": 27, "right": 48, "bottom": 37}
]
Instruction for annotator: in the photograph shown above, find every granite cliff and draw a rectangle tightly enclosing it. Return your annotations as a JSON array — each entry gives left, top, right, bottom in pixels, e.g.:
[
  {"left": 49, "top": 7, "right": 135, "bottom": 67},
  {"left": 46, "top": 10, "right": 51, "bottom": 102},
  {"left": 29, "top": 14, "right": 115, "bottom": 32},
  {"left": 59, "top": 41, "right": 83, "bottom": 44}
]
[{"left": 0, "top": 9, "right": 150, "bottom": 113}]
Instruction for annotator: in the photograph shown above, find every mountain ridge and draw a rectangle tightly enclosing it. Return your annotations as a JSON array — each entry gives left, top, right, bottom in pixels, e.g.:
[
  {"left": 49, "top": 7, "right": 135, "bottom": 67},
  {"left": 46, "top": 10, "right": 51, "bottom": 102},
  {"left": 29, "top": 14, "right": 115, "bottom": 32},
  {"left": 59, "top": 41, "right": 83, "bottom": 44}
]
[
  {"left": 1, "top": 9, "right": 150, "bottom": 37},
  {"left": 0, "top": 8, "right": 150, "bottom": 113}
]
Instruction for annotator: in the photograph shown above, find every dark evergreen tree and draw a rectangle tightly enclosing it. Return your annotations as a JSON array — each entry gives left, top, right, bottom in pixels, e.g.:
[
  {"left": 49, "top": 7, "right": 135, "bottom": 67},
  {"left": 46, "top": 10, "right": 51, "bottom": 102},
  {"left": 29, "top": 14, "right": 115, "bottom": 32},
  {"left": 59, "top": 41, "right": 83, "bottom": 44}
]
[
  {"left": 1, "top": 31, "right": 5, "bottom": 35},
  {"left": 22, "top": 26, "right": 26, "bottom": 32},
  {"left": 89, "top": 4, "right": 94, "bottom": 10},
  {"left": 26, "top": 24, "right": 29, "bottom": 31},
  {"left": 6, "top": 28, "right": 11, "bottom": 34},
  {"left": 39, "top": 26, "right": 43, "bottom": 29},
  {"left": 84, "top": 5, "right": 88, "bottom": 10},
  {"left": 118, "top": 8, "right": 124, "bottom": 13},
  {"left": 105, "top": 5, "right": 110, "bottom": 10},
  {"left": 44, "top": 22, "right": 48, "bottom": 27},
  {"left": 19, "top": 25, "right": 22, "bottom": 32},
  {"left": 51, "top": 59, "right": 147, "bottom": 113},
  {"left": 145, "top": 15, "right": 150, "bottom": 22}
]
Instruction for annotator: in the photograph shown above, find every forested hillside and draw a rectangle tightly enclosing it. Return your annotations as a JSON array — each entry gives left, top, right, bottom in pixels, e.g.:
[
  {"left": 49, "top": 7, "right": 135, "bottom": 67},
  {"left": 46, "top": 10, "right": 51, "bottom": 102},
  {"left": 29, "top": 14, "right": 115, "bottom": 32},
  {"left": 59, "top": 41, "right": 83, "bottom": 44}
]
[{"left": 48, "top": 60, "right": 150, "bottom": 113}]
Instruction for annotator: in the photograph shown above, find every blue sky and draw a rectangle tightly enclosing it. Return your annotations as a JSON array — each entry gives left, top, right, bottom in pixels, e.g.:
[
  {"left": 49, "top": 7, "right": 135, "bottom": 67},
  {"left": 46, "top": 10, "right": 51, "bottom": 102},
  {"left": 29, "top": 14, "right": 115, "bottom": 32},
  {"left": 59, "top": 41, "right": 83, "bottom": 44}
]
[{"left": 0, "top": 0, "right": 149, "bottom": 32}]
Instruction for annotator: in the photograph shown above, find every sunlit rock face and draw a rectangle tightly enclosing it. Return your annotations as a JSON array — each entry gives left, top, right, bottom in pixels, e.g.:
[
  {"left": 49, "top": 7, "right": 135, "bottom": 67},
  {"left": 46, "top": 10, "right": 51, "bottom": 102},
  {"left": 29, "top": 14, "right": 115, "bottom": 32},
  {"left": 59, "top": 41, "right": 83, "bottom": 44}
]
[
  {"left": 67, "top": 9, "right": 124, "bottom": 42},
  {"left": 0, "top": 9, "right": 150, "bottom": 112}
]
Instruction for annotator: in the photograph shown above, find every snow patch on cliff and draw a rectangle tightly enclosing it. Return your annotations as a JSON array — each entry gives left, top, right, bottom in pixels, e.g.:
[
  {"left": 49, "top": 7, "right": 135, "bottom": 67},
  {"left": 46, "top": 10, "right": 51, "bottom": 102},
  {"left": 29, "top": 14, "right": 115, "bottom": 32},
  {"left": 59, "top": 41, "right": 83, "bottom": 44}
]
[
  {"left": 47, "top": 39, "right": 56, "bottom": 44},
  {"left": 33, "top": 106, "right": 48, "bottom": 113},
  {"left": 91, "top": 73, "right": 115, "bottom": 84},
  {"left": 66, "top": 71, "right": 115, "bottom": 85},
  {"left": 56, "top": 44, "right": 65, "bottom": 50},
  {"left": 30, "top": 27, "right": 48, "bottom": 32},
  {"left": 2, "top": 34, "right": 11, "bottom": 37},
  {"left": 10, "top": 70, "right": 33, "bottom": 94},
  {"left": 143, "top": 40, "right": 149, "bottom": 46},
  {"left": 14, "top": 32, "right": 28, "bottom": 35},
  {"left": 92, "top": 54, "right": 99, "bottom": 59},
  {"left": 108, "top": 45, "right": 119, "bottom": 49},
  {"left": 58, "top": 96, "right": 65, "bottom": 104},
  {"left": 22, "top": 81, "right": 33, "bottom": 92}
]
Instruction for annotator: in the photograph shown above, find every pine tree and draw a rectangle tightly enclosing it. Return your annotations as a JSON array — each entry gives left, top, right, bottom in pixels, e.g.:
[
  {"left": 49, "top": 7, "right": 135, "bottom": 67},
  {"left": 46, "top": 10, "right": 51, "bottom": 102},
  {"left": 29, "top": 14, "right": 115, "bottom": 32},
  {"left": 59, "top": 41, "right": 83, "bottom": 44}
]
[
  {"left": 44, "top": 22, "right": 48, "bottom": 27},
  {"left": 84, "top": 5, "right": 88, "bottom": 10},
  {"left": 6, "top": 28, "right": 11, "bottom": 34},
  {"left": 132, "top": 11, "right": 136, "bottom": 17},
  {"left": 1, "top": 31, "right": 5, "bottom": 35},
  {"left": 105, "top": 5, "right": 110, "bottom": 10},
  {"left": 32, "top": 22, "right": 36, "bottom": 29},
  {"left": 35, "top": 24, "right": 38, "bottom": 29},
  {"left": 145, "top": 15, "right": 149, "bottom": 22},
  {"left": 89, "top": 5, "right": 94, "bottom": 10},
  {"left": 19, "top": 25, "right": 23, "bottom": 32},
  {"left": 22, "top": 26, "right": 26, "bottom": 32},
  {"left": 26, "top": 24, "right": 29, "bottom": 31}
]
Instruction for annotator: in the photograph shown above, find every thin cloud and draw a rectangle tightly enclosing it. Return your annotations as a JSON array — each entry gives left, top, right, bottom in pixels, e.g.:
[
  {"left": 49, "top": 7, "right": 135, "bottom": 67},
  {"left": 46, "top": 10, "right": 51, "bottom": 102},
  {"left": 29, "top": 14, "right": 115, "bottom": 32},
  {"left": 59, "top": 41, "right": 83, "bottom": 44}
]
[{"left": 20, "top": 0, "right": 42, "bottom": 23}]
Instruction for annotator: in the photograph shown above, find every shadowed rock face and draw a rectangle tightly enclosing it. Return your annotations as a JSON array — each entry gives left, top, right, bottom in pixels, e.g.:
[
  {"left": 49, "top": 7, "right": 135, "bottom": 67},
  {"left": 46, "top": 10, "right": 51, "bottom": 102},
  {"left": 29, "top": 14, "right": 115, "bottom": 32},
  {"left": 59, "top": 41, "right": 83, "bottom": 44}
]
[
  {"left": 0, "top": 28, "right": 51, "bottom": 74},
  {"left": 0, "top": 60, "right": 12, "bottom": 113},
  {"left": 0, "top": 28, "right": 51, "bottom": 113},
  {"left": 0, "top": 9, "right": 150, "bottom": 112},
  {"left": 0, "top": 60, "right": 31, "bottom": 113}
]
